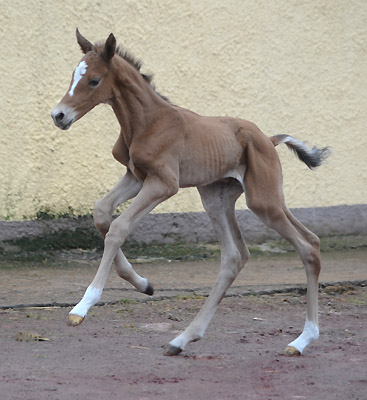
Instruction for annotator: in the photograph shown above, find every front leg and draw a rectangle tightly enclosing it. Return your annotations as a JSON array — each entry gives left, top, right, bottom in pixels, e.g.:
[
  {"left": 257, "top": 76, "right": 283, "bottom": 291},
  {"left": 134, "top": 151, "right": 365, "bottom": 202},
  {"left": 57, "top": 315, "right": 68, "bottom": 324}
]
[
  {"left": 68, "top": 175, "right": 178, "bottom": 326},
  {"left": 95, "top": 171, "right": 152, "bottom": 293}
]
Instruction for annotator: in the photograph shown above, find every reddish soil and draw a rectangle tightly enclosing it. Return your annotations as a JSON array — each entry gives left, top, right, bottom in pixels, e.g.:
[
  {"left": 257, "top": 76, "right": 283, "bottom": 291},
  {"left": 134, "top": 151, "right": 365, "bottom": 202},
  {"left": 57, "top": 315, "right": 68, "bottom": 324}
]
[{"left": 0, "top": 250, "right": 366, "bottom": 399}]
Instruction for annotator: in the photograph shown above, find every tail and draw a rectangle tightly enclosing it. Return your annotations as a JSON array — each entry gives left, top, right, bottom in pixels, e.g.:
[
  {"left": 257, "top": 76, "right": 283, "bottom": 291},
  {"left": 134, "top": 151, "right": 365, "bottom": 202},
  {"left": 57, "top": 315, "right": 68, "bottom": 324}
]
[{"left": 270, "top": 134, "right": 330, "bottom": 170}]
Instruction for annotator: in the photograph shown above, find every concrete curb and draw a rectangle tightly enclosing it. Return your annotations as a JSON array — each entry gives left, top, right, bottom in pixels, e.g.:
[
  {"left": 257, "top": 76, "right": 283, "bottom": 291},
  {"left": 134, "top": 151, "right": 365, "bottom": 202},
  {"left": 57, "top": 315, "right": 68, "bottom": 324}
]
[{"left": 0, "top": 204, "right": 366, "bottom": 245}]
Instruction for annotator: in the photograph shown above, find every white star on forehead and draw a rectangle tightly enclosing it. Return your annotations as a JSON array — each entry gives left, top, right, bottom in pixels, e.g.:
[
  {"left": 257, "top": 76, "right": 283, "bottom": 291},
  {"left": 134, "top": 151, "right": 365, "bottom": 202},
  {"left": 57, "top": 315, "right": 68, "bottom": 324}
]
[{"left": 69, "top": 61, "right": 88, "bottom": 97}]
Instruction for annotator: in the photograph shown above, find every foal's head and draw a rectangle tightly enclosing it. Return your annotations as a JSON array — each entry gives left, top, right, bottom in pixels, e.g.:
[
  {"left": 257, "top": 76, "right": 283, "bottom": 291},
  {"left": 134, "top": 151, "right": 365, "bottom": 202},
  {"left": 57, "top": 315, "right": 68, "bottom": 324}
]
[{"left": 51, "top": 30, "right": 117, "bottom": 130}]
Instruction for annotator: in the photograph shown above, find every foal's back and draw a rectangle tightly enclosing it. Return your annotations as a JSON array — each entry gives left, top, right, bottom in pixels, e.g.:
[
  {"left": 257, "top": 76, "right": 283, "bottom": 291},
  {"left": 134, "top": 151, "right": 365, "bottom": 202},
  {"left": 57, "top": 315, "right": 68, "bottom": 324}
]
[{"left": 157, "top": 105, "right": 273, "bottom": 188}]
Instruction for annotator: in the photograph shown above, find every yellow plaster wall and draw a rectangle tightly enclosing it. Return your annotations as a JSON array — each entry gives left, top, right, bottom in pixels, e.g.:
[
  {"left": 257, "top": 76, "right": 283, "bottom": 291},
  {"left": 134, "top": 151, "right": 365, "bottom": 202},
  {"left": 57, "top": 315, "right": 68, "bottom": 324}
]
[{"left": 0, "top": 0, "right": 366, "bottom": 220}]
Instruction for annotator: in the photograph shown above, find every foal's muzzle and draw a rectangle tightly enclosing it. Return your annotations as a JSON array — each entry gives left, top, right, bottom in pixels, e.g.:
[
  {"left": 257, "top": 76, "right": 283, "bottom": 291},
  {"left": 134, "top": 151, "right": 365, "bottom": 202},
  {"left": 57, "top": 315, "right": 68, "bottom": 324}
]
[{"left": 51, "top": 105, "right": 76, "bottom": 130}]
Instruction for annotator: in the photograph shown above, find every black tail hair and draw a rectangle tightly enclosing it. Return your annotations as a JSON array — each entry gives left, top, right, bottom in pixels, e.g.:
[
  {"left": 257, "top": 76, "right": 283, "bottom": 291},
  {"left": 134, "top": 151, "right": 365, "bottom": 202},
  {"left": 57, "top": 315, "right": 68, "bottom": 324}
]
[{"left": 271, "top": 134, "right": 331, "bottom": 170}]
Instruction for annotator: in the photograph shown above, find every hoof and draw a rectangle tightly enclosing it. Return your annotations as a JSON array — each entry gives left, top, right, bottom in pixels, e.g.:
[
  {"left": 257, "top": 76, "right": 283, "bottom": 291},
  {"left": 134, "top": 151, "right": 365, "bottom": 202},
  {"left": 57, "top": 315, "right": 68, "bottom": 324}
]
[
  {"left": 164, "top": 344, "right": 183, "bottom": 356},
  {"left": 143, "top": 282, "right": 154, "bottom": 296},
  {"left": 68, "top": 314, "right": 85, "bottom": 327},
  {"left": 284, "top": 345, "right": 301, "bottom": 356}
]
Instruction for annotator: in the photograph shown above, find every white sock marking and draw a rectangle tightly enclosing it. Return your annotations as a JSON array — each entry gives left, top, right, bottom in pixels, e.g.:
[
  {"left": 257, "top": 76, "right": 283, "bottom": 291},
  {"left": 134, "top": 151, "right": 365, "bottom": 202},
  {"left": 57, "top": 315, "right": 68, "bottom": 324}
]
[
  {"left": 69, "top": 285, "right": 102, "bottom": 317},
  {"left": 169, "top": 333, "right": 186, "bottom": 350},
  {"left": 288, "top": 318, "right": 319, "bottom": 354},
  {"left": 69, "top": 60, "right": 88, "bottom": 97}
]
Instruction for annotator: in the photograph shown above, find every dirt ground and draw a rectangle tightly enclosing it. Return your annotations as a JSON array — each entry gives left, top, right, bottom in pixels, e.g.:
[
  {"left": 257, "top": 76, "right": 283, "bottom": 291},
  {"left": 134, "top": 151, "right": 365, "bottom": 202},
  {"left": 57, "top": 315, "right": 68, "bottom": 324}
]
[{"left": 0, "top": 249, "right": 366, "bottom": 400}]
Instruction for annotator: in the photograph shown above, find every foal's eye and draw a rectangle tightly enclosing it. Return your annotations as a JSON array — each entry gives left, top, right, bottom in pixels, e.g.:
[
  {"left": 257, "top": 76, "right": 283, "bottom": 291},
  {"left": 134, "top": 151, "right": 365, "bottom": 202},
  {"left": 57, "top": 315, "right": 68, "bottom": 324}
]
[{"left": 89, "top": 79, "right": 100, "bottom": 88}]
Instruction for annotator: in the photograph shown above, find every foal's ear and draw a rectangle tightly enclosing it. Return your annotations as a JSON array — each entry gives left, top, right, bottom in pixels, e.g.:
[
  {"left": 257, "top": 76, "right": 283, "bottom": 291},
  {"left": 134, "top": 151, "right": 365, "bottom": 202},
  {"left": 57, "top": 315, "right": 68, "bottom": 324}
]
[
  {"left": 76, "top": 28, "right": 94, "bottom": 54},
  {"left": 102, "top": 33, "right": 116, "bottom": 63}
]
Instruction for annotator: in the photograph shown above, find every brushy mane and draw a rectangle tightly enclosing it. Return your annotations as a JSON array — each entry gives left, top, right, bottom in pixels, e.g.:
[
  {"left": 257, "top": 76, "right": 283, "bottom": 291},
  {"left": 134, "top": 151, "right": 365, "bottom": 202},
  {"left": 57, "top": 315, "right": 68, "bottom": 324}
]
[{"left": 94, "top": 41, "right": 170, "bottom": 103}]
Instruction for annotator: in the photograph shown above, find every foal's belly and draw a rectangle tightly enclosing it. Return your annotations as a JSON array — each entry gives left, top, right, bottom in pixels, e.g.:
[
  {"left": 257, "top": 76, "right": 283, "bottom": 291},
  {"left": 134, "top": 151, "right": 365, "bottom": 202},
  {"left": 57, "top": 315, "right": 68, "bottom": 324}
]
[{"left": 178, "top": 128, "right": 243, "bottom": 188}]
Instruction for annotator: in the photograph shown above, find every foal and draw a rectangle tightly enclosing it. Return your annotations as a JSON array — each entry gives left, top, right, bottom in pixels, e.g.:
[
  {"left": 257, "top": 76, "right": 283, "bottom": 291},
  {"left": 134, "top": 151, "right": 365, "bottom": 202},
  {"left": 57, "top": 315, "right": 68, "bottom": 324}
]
[{"left": 51, "top": 30, "right": 330, "bottom": 356}]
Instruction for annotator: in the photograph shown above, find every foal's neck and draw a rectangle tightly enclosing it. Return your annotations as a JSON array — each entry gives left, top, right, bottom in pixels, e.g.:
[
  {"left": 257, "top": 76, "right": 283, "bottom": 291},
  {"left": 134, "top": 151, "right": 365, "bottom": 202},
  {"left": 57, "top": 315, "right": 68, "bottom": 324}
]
[{"left": 110, "top": 57, "right": 168, "bottom": 146}]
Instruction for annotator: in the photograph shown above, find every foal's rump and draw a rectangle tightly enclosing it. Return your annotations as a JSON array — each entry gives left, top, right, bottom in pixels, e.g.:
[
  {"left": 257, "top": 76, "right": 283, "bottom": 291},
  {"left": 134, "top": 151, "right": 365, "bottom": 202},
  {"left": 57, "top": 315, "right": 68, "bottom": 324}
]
[{"left": 240, "top": 123, "right": 330, "bottom": 212}]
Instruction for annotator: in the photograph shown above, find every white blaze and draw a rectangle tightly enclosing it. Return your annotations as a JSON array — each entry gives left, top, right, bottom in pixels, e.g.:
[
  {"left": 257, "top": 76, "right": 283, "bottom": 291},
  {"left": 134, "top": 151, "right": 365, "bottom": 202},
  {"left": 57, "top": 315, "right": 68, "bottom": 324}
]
[{"left": 69, "top": 60, "right": 88, "bottom": 97}]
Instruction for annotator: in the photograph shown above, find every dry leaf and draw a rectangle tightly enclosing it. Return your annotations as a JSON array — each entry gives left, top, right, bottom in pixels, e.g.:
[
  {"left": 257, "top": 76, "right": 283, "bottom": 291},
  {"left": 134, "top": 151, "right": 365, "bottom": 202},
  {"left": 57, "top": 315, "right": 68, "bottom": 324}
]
[{"left": 16, "top": 331, "right": 50, "bottom": 342}]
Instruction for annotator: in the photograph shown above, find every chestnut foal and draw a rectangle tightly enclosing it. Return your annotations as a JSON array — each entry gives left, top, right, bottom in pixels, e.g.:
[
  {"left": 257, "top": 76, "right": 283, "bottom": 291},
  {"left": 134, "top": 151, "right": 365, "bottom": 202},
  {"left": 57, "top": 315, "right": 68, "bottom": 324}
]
[{"left": 51, "top": 30, "right": 329, "bottom": 356}]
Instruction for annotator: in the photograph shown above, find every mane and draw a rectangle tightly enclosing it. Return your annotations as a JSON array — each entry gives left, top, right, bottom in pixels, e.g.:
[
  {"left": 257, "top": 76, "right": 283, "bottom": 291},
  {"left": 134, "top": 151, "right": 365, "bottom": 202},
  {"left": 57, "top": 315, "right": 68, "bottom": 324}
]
[{"left": 94, "top": 42, "right": 170, "bottom": 103}]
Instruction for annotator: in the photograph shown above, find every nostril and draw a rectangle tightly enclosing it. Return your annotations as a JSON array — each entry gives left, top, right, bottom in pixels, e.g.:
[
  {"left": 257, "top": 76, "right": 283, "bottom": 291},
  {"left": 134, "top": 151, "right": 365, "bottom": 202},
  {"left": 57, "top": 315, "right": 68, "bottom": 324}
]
[{"left": 55, "top": 112, "right": 65, "bottom": 123}]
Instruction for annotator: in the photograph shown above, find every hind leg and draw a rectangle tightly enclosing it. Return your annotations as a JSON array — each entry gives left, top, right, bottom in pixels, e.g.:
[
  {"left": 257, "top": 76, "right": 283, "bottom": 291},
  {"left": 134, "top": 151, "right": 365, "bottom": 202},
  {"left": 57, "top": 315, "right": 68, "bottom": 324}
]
[
  {"left": 245, "top": 159, "right": 321, "bottom": 355},
  {"left": 166, "top": 179, "right": 249, "bottom": 355},
  {"left": 252, "top": 205, "right": 320, "bottom": 355},
  {"left": 281, "top": 209, "right": 321, "bottom": 355}
]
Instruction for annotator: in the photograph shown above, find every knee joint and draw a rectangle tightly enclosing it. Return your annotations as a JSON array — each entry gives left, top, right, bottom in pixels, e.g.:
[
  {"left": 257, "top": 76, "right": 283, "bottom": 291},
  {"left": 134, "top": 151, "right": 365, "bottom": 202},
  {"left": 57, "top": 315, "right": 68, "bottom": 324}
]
[
  {"left": 105, "top": 220, "right": 128, "bottom": 247},
  {"left": 302, "top": 241, "right": 321, "bottom": 276},
  {"left": 240, "top": 245, "right": 250, "bottom": 267},
  {"left": 222, "top": 250, "right": 243, "bottom": 279},
  {"left": 309, "top": 233, "right": 320, "bottom": 250},
  {"left": 94, "top": 200, "right": 112, "bottom": 235}
]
